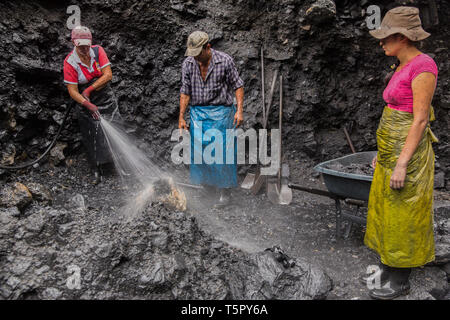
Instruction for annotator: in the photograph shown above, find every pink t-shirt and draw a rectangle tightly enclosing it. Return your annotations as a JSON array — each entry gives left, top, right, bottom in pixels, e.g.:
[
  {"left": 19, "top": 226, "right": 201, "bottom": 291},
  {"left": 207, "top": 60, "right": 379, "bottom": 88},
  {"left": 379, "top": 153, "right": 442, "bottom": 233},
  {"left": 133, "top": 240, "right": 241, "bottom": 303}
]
[{"left": 383, "top": 53, "right": 438, "bottom": 113}]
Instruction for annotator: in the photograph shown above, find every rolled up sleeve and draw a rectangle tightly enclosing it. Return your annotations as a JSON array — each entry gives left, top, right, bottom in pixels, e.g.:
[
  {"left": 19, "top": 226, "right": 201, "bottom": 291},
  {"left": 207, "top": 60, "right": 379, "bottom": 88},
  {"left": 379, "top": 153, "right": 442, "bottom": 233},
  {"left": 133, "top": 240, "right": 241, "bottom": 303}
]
[
  {"left": 226, "top": 58, "right": 244, "bottom": 91},
  {"left": 180, "top": 60, "right": 191, "bottom": 96}
]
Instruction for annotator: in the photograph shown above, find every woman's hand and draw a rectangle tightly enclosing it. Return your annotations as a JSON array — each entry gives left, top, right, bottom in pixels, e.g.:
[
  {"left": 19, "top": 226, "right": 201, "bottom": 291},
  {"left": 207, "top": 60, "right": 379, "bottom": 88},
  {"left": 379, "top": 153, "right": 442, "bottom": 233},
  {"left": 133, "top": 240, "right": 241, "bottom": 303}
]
[
  {"left": 371, "top": 155, "right": 377, "bottom": 169},
  {"left": 390, "top": 162, "right": 407, "bottom": 189}
]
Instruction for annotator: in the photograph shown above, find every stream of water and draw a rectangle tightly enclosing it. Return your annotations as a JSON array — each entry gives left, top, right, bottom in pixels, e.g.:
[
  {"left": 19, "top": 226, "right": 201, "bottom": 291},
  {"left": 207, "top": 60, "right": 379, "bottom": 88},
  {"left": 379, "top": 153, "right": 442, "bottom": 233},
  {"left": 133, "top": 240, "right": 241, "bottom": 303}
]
[{"left": 99, "top": 116, "right": 171, "bottom": 218}]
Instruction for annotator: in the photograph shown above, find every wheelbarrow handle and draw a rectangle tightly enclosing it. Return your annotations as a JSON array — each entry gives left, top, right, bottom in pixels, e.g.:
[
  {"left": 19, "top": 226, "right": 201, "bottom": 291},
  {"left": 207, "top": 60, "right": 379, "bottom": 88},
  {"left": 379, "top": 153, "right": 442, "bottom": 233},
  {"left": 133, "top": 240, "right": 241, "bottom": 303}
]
[{"left": 287, "top": 183, "right": 340, "bottom": 200}]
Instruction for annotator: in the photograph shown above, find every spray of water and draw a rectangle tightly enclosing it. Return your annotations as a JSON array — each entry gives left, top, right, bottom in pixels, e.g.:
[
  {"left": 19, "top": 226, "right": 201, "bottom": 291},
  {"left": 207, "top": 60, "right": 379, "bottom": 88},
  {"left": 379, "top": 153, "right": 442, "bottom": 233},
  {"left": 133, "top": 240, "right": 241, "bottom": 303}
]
[
  {"left": 99, "top": 117, "right": 173, "bottom": 219},
  {"left": 100, "top": 118, "right": 165, "bottom": 184},
  {"left": 98, "top": 116, "right": 263, "bottom": 253}
]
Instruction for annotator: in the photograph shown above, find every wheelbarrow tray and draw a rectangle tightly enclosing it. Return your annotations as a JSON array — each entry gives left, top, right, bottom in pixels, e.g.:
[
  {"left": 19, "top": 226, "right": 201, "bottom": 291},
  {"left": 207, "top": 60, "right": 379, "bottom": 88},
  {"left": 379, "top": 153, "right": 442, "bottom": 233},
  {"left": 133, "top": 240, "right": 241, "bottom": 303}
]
[{"left": 313, "top": 151, "right": 377, "bottom": 201}]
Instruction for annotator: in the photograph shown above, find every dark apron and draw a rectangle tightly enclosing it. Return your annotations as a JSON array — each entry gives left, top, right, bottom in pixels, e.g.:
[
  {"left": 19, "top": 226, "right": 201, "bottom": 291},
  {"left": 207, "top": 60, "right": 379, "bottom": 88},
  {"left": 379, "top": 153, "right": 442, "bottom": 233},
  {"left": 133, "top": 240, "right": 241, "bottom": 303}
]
[{"left": 77, "top": 79, "right": 120, "bottom": 167}]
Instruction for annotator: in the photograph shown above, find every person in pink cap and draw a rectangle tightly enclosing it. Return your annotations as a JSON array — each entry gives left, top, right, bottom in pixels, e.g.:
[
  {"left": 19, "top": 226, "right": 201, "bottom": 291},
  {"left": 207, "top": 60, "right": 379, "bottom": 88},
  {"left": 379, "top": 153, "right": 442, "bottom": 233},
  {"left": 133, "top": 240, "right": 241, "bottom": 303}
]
[{"left": 63, "top": 26, "right": 120, "bottom": 184}]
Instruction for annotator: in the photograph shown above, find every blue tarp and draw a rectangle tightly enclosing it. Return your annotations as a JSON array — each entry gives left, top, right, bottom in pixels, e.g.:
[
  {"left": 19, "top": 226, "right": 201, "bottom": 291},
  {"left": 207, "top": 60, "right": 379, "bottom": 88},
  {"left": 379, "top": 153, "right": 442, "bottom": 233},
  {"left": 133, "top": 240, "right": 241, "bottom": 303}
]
[{"left": 190, "top": 105, "right": 237, "bottom": 188}]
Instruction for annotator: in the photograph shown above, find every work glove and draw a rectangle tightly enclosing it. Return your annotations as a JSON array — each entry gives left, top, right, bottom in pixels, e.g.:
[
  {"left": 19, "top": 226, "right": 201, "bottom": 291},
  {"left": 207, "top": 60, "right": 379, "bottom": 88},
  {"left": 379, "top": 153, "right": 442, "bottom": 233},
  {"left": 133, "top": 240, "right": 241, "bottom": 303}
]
[
  {"left": 82, "top": 100, "right": 101, "bottom": 120},
  {"left": 81, "top": 85, "right": 95, "bottom": 101}
]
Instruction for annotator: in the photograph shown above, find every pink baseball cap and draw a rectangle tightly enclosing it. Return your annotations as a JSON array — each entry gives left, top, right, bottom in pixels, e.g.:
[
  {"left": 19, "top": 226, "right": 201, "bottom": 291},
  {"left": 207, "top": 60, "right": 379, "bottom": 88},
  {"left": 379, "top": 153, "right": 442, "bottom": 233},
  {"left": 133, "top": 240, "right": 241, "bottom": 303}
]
[{"left": 71, "top": 26, "right": 92, "bottom": 46}]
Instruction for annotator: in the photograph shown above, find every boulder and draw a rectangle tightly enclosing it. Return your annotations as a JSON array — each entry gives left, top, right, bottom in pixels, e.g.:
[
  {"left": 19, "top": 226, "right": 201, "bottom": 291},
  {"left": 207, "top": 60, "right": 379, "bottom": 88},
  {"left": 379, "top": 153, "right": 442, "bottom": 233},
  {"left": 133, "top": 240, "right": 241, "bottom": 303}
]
[
  {"left": 49, "top": 142, "right": 67, "bottom": 166},
  {"left": 26, "top": 183, "right": 53, "bottom": 205},
  {"left": 0, "top": 182, "right": 33, "bottom": 211},
  {"left": 305, "top": 0, "right": 337, "bottom": 24}
]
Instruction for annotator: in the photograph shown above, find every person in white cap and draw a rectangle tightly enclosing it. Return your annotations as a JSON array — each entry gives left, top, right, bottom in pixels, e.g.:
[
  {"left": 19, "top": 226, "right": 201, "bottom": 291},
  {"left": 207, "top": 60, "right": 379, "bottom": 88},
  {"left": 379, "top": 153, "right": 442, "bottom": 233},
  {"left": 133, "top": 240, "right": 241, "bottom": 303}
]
[
  {"left": 179, "top": 31, "right": 244, "bottom": 207},
  {"left": 63, "top": 26, "right": 120, "bottom": 184}
]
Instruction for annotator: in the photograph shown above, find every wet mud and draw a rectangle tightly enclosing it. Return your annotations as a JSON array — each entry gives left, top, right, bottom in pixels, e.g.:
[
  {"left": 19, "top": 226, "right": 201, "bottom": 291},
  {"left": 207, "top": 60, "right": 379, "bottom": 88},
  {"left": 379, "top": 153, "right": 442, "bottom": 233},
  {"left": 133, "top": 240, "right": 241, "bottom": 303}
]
[{"left": 325, "top": 162, "right": 374, "bottom": 176}]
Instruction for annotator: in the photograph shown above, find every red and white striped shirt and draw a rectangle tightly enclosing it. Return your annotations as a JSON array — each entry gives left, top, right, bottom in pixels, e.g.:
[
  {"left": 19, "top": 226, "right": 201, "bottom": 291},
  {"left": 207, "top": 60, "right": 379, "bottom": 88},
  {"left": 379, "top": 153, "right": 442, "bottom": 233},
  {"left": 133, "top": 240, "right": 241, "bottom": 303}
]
[{"left": 63, "top": 45, "right": 111, "bottom": 85}]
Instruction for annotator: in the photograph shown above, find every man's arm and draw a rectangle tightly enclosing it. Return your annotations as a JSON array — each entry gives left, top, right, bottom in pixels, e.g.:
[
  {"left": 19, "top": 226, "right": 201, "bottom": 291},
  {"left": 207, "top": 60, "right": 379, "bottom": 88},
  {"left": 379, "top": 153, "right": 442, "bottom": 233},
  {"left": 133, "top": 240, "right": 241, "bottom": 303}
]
[
  {"left": 179, "top": 59, "right": 192, "bottom": 130},
  {"left": 179, "top": 93, "right": 190, "bottom": 130},
  {"left": 225, "top": 57, "right": 244, "bottom": 127},
  {"left": 234, "top": 87, "right": 244, "bottom": 127}
]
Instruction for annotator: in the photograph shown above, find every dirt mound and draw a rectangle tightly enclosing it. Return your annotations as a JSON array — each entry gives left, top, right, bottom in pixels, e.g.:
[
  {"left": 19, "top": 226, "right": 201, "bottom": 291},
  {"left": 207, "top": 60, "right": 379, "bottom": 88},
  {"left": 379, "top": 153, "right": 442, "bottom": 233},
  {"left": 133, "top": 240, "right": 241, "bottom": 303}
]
[{"left": 0, "top": 184, "right": 332, "bottom": 299}]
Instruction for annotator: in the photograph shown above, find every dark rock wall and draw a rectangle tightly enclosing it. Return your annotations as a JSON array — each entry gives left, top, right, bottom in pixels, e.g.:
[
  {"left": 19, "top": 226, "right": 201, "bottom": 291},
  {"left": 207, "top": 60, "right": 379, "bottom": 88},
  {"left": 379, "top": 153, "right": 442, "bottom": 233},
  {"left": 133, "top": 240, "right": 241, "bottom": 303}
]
[{"left": 0, "top": 0, "right": 448, "bottom": 188}]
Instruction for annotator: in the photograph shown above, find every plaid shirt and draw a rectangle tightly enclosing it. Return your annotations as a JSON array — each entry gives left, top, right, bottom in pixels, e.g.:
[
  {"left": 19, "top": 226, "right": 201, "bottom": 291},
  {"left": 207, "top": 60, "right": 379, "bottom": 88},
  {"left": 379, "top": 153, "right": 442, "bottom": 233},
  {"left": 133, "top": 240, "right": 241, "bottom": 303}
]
[{"left": 180, "top": 49, "right": 244, "bottom": 106}]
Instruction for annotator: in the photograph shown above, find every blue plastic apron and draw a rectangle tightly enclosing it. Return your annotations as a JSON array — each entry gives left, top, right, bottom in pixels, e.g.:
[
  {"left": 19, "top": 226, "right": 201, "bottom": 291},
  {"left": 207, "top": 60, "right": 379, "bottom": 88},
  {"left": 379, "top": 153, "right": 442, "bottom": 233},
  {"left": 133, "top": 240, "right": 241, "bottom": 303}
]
[{"left": 189, "top": 105, "right": 237, "bottom": 188}]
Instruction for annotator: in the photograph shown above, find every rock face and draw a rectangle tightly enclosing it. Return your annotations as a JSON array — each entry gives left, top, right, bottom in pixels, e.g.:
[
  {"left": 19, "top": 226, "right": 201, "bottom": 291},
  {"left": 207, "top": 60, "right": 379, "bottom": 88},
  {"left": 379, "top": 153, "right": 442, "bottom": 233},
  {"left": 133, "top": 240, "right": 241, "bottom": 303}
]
[
  {"left": 0, "top": 200, "right": 332, "bottom": 299},
  {"left": 0, "top": 0, "right": 448, "bottom": 189}
]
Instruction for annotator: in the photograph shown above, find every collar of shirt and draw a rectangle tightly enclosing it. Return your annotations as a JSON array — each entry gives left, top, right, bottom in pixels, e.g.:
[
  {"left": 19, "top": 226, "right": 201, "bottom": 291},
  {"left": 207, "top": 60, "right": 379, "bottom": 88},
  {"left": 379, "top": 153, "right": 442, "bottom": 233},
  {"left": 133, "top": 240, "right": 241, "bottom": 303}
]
[
  {"left": 186, "top": 48, "right": 225, "bottom": 80},
  {"left": 72, "top": 46, "right": 96, "bottom": 72},
  {"left": 186, "top": 49, "right": 225, "bottom": 64}
]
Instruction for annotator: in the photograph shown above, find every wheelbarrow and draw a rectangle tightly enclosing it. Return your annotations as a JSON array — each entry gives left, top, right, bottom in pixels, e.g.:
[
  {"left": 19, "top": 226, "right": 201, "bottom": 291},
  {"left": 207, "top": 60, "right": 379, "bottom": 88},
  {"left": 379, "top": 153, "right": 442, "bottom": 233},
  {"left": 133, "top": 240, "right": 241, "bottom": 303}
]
[{"left": 289, "top": 151, "right": 377, "bottom": 239}]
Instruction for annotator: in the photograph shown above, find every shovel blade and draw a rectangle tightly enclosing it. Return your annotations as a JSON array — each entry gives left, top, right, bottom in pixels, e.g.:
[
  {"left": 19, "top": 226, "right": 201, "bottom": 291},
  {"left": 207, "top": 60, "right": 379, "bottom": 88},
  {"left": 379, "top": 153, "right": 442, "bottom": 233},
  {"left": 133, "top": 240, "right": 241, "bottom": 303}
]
[
  {"left": 279, "top": 184, "right": 293, "bottom": 205},
  {"left": 250, "top": 174, "right": 267, "bottom": 195},
  {"left": 266, "top": 164, "right": 293, "bottom": 205},
  {"left": 279, "top": 163, "right": 292, "bottom": 205},
  {"left": 241, "top": 173, "right": 256, "bottom": 189},
  {"left": 267, "top": 177, "right": 281, "bottom": 204}
]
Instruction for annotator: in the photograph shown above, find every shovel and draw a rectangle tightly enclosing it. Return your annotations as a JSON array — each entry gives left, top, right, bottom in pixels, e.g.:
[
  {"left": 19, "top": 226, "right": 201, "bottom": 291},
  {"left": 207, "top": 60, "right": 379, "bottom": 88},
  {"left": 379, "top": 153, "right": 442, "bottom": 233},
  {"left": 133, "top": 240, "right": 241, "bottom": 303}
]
[
  {"left": 241, "top": 47, "right": 265, "bottom": 190},
  {"left": 241, "top": 50, "right": 278, "bottom": 191},
  {"left": 267, "top": 75, "right": 292, "bottom": 205},
  {"left": 248, "top": 69, "right": 279, "bottom": 194}
]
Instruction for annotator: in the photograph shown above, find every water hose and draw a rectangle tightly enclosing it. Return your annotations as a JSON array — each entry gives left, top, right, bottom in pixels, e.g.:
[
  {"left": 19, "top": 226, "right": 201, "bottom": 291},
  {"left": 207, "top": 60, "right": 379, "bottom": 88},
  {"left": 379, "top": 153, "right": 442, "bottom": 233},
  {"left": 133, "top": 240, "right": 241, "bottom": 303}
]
[{"left": 0, "top": 104, "right": 74, "bottom": 170}]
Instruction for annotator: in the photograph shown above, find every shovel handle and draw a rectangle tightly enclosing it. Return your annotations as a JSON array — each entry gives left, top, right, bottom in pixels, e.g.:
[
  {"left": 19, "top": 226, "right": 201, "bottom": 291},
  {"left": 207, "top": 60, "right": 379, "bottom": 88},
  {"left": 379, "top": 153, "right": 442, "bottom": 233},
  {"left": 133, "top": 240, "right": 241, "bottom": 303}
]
[
  {"left": 263, "top": 69, "right": 279, "bottom": 129},
  {"left": 261, "top": 47, "right": 266, "bottom": 126},
  {"left": 343, "top": 127, "right": 356, "bottom": 154}
]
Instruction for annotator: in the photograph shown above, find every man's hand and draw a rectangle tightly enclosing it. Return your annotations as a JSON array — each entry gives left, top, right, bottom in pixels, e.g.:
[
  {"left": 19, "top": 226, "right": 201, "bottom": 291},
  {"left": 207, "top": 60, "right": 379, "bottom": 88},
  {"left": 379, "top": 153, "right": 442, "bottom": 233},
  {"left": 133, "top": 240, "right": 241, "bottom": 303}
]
[
  {"left": 390, "top": 162, "right": 407, "bottom": 189},
  {"left": 179, "top": 116, "right": 188, "bottom": 134},
  {"left": 82, "top": 85, "right": 95, "bottom": 101},
  {"left": 233, "top": 109, "right": 244, "bottom": 127},
  {"left": 82, "top": 100, "right": 101, "bottom": 120}
]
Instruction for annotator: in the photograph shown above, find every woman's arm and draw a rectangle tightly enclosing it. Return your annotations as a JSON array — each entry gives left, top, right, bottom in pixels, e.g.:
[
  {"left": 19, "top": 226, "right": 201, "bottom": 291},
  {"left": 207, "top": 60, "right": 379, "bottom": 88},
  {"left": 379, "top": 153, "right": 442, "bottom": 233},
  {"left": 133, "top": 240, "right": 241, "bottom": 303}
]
[
  {"left": 81, "top": 65, "right": 113, "bottom": 99},
  {"left": 67, "top": 84, "right": 100, "bottom": 120},
  {"left": 390, "top": 72, "right": 436, "bottom": 189},
  {"left": 92, "top": 65, "right": 112, "bottom": 91},
  {"left": 67, "top": 83, "right": 87, "bottom": 104}
]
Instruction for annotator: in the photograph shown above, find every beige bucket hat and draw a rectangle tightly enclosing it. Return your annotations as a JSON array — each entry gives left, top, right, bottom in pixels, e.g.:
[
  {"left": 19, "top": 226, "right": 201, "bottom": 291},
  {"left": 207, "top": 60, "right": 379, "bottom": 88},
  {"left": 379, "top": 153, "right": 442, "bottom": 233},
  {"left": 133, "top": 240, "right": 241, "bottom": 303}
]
[
  {"left": 185, "top": 31, "right": 209, "bottom": 56},
  {"left": 369, "top": 6, "right": 430, "bottom": 41}
]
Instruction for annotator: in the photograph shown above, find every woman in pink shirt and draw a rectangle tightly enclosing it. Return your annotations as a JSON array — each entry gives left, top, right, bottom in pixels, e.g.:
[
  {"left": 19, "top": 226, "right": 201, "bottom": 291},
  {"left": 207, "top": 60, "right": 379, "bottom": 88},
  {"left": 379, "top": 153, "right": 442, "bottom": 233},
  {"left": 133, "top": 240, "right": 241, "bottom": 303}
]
[{"left": 362, "top": 7, "right": 439, "bottom": 299}]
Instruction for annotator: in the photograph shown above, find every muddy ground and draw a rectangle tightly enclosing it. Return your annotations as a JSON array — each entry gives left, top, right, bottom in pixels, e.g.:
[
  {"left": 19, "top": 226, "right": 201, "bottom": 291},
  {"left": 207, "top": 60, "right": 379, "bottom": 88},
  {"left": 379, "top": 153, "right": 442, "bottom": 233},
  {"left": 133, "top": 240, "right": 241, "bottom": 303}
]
[{"left": 2, "top": 151, "right": 448, "bottom": 300}]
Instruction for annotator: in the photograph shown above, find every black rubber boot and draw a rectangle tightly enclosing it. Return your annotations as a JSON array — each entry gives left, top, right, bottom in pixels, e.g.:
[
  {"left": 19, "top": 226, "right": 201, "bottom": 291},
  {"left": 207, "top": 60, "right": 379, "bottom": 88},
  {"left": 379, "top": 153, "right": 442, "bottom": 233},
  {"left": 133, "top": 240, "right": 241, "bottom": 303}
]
[
  {"left": 359, "top": 263, "right": 390, "bottom": 286},
  {"left": 215, "top": 188, "right": 231, "bottom": 208},
  {"left": 369, "top": 267, "right": 411, "bottom": 300}
]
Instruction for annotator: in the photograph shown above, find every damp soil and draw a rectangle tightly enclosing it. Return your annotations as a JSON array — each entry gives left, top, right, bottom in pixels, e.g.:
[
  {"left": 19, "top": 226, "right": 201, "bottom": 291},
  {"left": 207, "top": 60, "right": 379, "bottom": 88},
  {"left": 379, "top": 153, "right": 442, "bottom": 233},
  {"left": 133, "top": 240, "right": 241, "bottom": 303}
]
[
  {"left": 325, "top": 162, "right": 375, "bottom": 176},
  {"left": 5, "top": 153, "right": 448, "bottom": 300}
]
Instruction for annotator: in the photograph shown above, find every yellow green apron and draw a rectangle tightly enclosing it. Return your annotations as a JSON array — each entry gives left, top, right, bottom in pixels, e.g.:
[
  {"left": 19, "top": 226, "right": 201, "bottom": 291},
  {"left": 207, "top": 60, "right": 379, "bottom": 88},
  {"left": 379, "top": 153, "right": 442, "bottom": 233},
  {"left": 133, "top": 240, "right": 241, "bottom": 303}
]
[{"left": 364, "top": 106, "right": 438, "bottom": 268}]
